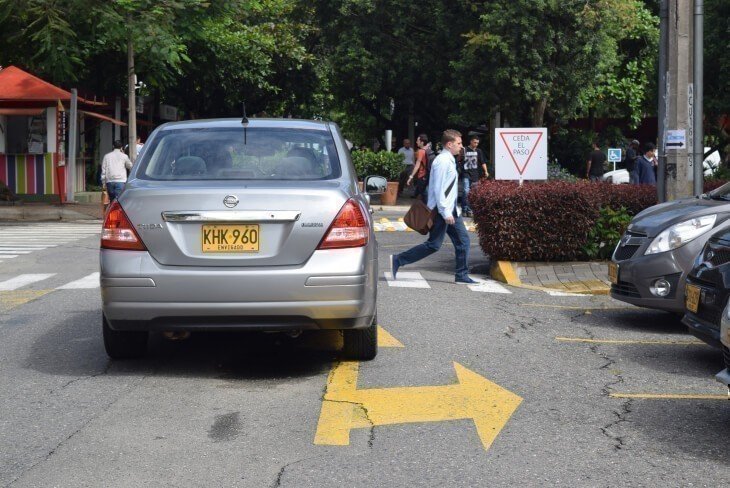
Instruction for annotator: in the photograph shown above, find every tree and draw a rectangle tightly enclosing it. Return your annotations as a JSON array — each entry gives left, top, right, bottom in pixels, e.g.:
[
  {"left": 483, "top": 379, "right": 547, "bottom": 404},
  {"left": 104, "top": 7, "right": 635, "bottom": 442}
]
[
  {"left": 704, "top": 0, "right": 730, "bottom": 165},
  {"left": 311, "top": 0, "right": 468, "bottom": 144},
  {"left": 450, "top": 0, "right": 658, "bottom": 128}
]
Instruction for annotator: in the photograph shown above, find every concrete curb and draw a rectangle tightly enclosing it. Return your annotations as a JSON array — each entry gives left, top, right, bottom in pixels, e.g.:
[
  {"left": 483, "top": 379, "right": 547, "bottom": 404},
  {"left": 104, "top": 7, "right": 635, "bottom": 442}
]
[
  {"left": 0, "top": 205, "right": 101, "bottom": 222},
  {"left": 490, "top": 260, "right": 610, "bottom": 296}
]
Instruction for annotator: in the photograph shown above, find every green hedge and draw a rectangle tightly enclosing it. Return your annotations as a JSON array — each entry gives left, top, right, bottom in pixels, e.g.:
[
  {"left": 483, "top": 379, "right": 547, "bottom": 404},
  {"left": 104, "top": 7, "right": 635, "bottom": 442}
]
[{"left": 351, "top": 151, "right": 404, "bottom": 181}]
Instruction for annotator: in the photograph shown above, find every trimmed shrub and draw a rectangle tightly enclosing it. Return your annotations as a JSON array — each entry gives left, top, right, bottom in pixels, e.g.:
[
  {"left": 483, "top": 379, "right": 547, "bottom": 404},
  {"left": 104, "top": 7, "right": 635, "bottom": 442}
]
[
  {"left": 351, "top": 151, "right": 403, "bottom": 181},
  {"left": 704, "top": 180, "right": 729, "bottom": 192},
  {"left": 469, "top": 181, "right": 658, "bottom": 261}
]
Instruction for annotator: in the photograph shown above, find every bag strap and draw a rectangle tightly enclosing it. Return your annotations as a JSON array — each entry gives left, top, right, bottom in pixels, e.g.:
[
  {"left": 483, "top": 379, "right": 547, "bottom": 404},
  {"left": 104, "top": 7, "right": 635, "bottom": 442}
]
[{"left": 445, "top": 177, "right": 456, "bottom": 198}]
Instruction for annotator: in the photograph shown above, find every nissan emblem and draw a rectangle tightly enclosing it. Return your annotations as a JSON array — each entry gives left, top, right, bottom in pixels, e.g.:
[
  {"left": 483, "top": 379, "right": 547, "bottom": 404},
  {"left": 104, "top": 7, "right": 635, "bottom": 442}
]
[{"left": 223, "top": 195, "right": 239, "bottom": 208}]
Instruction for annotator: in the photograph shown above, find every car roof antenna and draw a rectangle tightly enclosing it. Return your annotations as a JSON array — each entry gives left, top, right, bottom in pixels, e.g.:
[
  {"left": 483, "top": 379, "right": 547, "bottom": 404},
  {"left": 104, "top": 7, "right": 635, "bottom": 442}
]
[{"left": 241, "top": 102, "right": 249, "bottom": 144}]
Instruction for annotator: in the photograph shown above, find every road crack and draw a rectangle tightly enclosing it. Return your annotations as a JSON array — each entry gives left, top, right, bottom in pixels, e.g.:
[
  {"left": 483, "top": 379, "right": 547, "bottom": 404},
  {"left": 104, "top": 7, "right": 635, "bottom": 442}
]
[{"left": 579, "top": 326, "right": 632, "bottom": 451}]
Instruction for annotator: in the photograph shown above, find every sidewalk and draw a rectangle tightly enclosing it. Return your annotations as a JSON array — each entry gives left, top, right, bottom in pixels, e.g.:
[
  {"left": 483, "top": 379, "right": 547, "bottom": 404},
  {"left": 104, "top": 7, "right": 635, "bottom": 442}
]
[
  {"left": 491, "top": 260, "right": 611, "bottom": 295},
  {"left": 0, "top": 201, "right": 103, "bottom": 222}
]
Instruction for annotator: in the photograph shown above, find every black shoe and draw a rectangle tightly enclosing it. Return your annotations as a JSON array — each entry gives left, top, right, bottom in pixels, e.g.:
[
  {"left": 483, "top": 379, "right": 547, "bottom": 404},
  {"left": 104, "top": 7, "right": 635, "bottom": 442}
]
[{"left": 455, "top": 277, "right": 478, "bottom": 284}]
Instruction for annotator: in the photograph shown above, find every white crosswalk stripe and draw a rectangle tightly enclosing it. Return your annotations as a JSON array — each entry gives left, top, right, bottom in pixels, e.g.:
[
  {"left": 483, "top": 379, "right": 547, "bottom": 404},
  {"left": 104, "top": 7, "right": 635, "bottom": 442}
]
[
  {"left": 467, "top": 276, "right": 512, "bottom": 294},
  {"left": 384, "top": 271, "right": 431, "bottom": 288},
  {"left": 57, "top": 272, "right": 100, "bottom": 289},
  {"left": 383, "top": 272, "right": 514, "bottom": 293},
  {"left": 0, "top": 223, "right": 99, "bottom": 263},
  {"left": 0, "top": 273, "right": 56, "bottom": 291}
]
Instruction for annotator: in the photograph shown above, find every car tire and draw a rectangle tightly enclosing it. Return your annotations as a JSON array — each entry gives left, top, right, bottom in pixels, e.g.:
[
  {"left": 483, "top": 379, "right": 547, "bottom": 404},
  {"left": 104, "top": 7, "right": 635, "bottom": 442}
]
[
  {"left": 342, "top": 316, "right": 378, "bottom": 361},
  {"left": 103, "top": 316, "right": 148, "bottom": 359}
]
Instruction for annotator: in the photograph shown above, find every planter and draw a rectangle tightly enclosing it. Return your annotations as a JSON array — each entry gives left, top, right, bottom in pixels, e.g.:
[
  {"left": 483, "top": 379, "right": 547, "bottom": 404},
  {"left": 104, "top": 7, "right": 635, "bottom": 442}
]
[{"left": 380, "top": 181, "right": 399, "bottom": 205}]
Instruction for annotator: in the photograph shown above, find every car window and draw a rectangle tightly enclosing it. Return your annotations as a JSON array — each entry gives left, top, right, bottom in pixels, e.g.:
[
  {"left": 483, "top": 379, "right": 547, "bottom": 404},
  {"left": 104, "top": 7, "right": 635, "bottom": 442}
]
[{"left": 135, "top": 127, "right": 341, "bottom": 180}]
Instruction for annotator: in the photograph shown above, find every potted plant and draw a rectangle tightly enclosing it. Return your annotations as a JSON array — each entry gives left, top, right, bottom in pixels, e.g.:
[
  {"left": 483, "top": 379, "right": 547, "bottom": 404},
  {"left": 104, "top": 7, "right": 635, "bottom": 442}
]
[{"left": 352, "top": 150, "right": 403, "bottom": 205}]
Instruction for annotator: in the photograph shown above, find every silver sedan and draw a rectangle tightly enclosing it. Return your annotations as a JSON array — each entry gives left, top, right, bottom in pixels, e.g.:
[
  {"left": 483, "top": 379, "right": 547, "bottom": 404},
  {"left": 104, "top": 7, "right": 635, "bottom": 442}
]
[{"left": 100, "top": 119, "right": 380, "bottom": 360}]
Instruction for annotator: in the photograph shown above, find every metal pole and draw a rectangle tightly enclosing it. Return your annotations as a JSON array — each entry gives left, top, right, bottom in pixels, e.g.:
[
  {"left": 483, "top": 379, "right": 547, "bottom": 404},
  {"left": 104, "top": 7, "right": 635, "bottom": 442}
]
[
  {"left": 127, "top": 34, "right": 137, "bottom": 162},
  {"left": 693, "top": 0, "right": 704, "bottom": 195},
  {"left": 66, "top": 89, "right": 78, "bottom": 203},
  {"left": 657, "top": 0, "right": 669, "bottom": 202}
]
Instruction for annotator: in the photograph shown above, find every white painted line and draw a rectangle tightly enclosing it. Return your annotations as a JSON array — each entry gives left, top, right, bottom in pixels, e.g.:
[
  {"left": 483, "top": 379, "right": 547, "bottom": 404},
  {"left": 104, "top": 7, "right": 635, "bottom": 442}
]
[
  {"left": 546, "top": 290, "right": 590, "bottom": 297},
  {"left": 0, "top": 245, "right": 53, "bottom": 248},
  {"left": 0, "top": 255, "right": 19, "bottom": 259},
  {"left": 468, "top": 278, "right": 512, "bottom": 294},
  {"left": 0, "top": 273, "right": 56, "bottom": 291},
  {"left": 0, "top": 250, "right": 32, "bottom": 254},
  {"left": 57, "top": 272, "right": 100, "bottom": 289},
  {"left": 384, "top": 271, "right": 431, "bottom": 288}
]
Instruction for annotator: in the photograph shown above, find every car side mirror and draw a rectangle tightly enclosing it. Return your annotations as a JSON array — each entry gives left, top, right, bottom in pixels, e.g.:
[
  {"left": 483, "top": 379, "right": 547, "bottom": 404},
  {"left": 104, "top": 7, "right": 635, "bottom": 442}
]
[{"left": 365, "top": 175, "right": 387, "bottom": 195}]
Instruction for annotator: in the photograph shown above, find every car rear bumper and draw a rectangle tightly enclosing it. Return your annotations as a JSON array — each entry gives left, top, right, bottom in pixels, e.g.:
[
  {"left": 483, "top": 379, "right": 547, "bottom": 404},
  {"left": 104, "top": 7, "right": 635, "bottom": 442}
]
[{"left": 101, "top": 247, "right": 377, "bottom": 331}]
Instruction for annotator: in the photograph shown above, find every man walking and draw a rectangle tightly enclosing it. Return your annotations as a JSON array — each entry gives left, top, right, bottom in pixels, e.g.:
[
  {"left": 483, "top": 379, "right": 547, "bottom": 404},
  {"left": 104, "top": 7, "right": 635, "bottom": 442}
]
[
  {"left": 460, "top": 135, "right": 488, "bottom": 217},
  {"left": 101, "top": 140, "right": 133, "bottom": 201},
  {"left": 397, "top": 138, "right": 415, "bottom": 196},
  {"left": 635, "top": 142, "right": 657, "bottom": 185},
  {"left": 586, "top": 141, "right": 607, "bottom": 181},
  {"left": 391, "top": 129, "right": 477, "bottom": 284}
]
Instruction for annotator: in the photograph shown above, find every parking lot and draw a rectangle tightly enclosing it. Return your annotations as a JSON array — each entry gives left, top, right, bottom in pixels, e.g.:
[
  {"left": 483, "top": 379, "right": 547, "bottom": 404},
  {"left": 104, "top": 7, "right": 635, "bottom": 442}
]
[{"left": 0, "top": 227, "right": 728, "bottom": 486}]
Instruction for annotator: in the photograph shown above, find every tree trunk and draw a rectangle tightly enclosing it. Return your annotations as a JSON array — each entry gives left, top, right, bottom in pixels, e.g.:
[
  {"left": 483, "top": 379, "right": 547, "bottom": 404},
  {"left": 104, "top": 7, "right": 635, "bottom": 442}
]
[{"left": 532, "top": 99, "right": 548, "bottom": 127}]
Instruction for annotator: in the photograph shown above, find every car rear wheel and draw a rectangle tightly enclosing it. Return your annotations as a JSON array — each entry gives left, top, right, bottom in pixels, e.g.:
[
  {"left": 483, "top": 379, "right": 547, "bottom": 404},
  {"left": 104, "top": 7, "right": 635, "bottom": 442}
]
[
  {"left": 342, "top": 316, "right": 378, "bottom": 360},
  {"left": 103, "top": 316, "right": 148, "bottom": 359}
]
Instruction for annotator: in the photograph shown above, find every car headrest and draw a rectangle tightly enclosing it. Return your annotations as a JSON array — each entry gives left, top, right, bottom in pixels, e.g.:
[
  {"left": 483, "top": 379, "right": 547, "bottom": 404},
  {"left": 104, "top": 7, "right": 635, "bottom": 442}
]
[{"left": 173, "top": 156, "right": 207, "bottom": 175}]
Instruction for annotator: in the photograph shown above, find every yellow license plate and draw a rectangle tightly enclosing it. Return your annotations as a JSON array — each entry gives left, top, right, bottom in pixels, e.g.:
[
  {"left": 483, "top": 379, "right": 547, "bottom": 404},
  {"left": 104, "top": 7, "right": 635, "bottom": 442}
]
[
  {"left": 202, "top": 224, "right": 260, "bottom": 252},
  {"left": 608, "top": 262, "right": 619, "bottom": 285},
  {"left": 685, "top": 284, "right": 701, "bottom": 313}
]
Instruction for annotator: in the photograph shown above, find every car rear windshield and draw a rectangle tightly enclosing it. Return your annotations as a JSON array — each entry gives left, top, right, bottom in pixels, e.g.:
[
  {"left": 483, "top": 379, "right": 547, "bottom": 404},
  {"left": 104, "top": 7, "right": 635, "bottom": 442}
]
[{"left": 135, "top": 127, "right": 341, "bottom": 180}]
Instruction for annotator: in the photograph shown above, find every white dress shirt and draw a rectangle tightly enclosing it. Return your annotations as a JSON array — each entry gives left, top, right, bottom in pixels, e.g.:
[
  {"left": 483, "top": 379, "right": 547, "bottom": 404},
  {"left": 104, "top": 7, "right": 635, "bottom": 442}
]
[{"left": 427, "top": 151, "right": 460, "bottom": 219}]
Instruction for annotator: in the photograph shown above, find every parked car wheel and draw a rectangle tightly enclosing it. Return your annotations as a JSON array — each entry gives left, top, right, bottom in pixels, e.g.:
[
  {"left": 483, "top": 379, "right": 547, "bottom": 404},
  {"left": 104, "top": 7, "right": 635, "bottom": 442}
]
[
  {"left": 103, "top": 316, "right": 148, "bottom": 359},
  {"left": 342, "top": 317, "right": 378, "bottom": 360}
]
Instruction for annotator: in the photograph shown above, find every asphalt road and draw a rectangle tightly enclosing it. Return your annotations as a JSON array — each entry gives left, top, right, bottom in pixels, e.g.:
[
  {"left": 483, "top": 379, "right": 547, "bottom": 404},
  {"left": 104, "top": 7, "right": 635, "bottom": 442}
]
[{"left": 0, "top": 222, "right": 728, "bottom": 487}]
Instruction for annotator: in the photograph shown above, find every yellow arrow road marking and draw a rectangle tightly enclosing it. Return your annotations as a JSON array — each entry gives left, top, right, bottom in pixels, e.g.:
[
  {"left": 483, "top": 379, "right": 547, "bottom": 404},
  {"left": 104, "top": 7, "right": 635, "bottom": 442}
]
[
  {"left": 0, "top": 290, "right": 53, "bottom": 313},
  {"left": 315, "top": 361, "right": 522, "bottom": 450},
  {"left": 556, "top": 337, "right": 707, "bottom": 346}
]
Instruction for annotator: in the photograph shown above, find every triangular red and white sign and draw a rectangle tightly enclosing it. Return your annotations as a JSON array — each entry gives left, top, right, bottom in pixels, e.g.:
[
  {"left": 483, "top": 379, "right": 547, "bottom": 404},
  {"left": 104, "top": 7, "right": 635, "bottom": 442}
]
[{"left": 495, "top": 128, "right": 548, "bottom": 181}]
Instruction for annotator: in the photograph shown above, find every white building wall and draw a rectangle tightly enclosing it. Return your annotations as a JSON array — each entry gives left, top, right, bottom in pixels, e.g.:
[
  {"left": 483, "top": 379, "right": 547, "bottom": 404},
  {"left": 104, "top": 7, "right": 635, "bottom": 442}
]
[
  {"left": 0, "top": 115, "right": 6, "bottom": 153},
  {"left": 46, "top": 107, "right": 56, "bottom": 153}
]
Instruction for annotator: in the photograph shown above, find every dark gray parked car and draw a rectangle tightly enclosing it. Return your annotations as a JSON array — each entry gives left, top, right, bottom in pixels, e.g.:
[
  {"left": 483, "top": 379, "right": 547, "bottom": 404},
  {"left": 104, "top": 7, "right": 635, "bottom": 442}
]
[
  {"left": 610, "top": 183, "right": 730, "bottom": 313},
  {"left": 100, "top": 118, "right": 382, "bottom": 360}
]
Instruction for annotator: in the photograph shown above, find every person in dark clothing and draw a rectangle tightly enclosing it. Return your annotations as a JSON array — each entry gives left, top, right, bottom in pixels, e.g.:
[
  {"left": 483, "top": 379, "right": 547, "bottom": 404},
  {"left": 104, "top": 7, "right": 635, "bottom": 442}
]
[
  {"left": 625, "top": 139, "right": 640, "bottom": 184},
  {"left": 459, "top": 135, "right": 488, "bottom": 217},
  {"left": 635, "top": 142, "right": 657, "bottom": 185},
  {"left": 586, "top": 142, "right": 607, "bottom": 181}
]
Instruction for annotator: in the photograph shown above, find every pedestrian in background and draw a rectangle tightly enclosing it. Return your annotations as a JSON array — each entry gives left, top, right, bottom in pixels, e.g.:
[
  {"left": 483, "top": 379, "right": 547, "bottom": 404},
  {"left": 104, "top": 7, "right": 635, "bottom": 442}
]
[
  {"left": 459, "top": 134, "right": 488, "bottom": 217},
  {"left": 391, "top": 129, "right": 477, "bottom": 284},
  {"left": 586, "top": 141, "right": 606, "bottom": 181},
  {"left": 408, "top": 134, "right": 431, "bottom": 203},
  {"left": 135, "top": 136, "right": 144, "bottom": 158},
  {"left": 101, "top": 140, "right": 133, "bottom": 202},
  {"left": 626, "top": 139, "right": 640, "bottom": 184},
  {"left": 397, "top": 138, "right": 415, "bottom": 196},
  {"left": 635, "top": 142, "right": 657, "bottom": 185}
]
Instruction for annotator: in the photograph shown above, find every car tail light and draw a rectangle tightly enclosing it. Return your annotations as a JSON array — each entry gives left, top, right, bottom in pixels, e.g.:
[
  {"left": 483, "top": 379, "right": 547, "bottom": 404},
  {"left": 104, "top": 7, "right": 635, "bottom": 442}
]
[
  {"left": 101, "top": 201, "right": 146, "bottom": 251},
  {"left": 318, "top": 199, "right": 369, "bottom": 249}
]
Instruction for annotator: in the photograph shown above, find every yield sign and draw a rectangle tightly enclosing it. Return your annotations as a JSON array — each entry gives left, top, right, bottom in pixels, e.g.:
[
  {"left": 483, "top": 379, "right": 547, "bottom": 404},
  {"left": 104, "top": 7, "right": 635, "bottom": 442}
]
[
  {"left": 495, "top": 128, "right": 548, "bottom": 180},
  {"left": 498, "top": 131, "right": 544, "bottom": 175}
]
